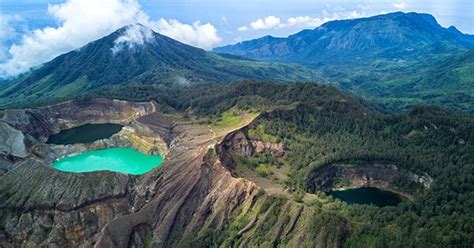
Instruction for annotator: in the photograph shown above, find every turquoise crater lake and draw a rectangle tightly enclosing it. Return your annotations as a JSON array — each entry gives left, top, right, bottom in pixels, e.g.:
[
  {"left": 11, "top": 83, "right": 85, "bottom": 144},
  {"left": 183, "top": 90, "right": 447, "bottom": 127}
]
[{"left": 52, "top": 148, "right": 164, "bottom": 175}]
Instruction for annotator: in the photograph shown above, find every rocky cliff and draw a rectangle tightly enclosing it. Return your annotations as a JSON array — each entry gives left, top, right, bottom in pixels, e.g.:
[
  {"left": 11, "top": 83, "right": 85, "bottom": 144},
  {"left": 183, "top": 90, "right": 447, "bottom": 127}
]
[
  {"left": 306, "top": 163, "right": 432, "bottom": 200},
  {"left": 1, "top": 99, "right": 353, "bottom": 247}
]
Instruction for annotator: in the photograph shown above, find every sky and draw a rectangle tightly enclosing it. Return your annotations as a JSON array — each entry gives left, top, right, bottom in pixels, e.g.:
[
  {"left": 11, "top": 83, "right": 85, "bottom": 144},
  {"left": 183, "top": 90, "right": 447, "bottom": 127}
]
[{"left": 0, "top": 0, "right": 473, "bottom": 77}]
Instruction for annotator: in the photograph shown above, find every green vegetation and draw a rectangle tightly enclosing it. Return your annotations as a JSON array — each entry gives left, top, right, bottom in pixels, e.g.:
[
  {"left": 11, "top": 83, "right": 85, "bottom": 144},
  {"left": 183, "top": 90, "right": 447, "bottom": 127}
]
[
  {"left": 141, "top": 81, "right": 472, "bottom": 247},
  {"left": 237, "top": 88, "right": 473, "bottom": 247},
  {"left": 215, "top": 12, "right": 474, "bottom": 113},
  {"left": 255, "top": 164, "right": 273, "bottom": 177},
  {"left": 0, "top": 77, "right": 471, "bottom": 246},
  {"left": 1, "top": 13, "right": 473, "bottom": 246},
  {"left": 233, "top": 152, "right": 279, "bottom": 178},
  {"left": 0, "top": 36, "right": 471, "bottom": 245},
  {"left": 0, "top": 26, "right": 321, "bottom": 108},
  {"left": 247, "top": 123, "right": 279, "bottom": 143},
  {"left": 332, "top": 50, "right": 474, "bottom": 113},
  {"left": 211, "top": 110, "right": 246, "bottom": 129}
]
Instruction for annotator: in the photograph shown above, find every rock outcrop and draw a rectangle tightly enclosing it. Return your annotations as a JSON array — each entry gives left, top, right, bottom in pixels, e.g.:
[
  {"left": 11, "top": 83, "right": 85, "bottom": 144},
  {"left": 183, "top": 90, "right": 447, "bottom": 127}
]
[
  {"left": 0, "top": 122, "right": 27, "bottom": 158},
  {"left": 306, "top": 163, "right": 430, "bottom": 200},
  {"left": 221, "top": 129, "right": 286, "bottom": 158},
  {"left": 0, "top": 98, "right": 157, "bottom": 143},
  {"left": 251, "top": 140, "right": 285, "bottom": 157},
  {"left": 0, "top": 99, "right": 160, "bottom": 246}
]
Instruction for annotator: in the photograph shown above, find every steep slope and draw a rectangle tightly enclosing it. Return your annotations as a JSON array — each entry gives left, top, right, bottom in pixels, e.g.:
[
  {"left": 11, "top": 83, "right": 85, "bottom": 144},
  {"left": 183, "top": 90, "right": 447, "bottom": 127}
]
[
  {"left": 0, "top": 24, "right": 321, "bottom": 108},
  {"left": 215, "top": 12, "right": 473, "bottom": 64}
]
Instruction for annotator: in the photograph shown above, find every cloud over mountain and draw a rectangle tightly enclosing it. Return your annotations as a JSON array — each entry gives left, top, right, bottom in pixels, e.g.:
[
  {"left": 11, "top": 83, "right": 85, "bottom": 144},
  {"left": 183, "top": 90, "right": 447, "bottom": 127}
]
[
  {"left": 111, "top": 24, "right": 154, "bottom": 55},
  {"left": 0, "top": 0, "right": 221, "bottom": 77},
  {"left": 238, "top": 10, "right": 366, "bottom": 32},
  {"left": 250, "top": 16, "right": 281, "bottom": 30},
  {"left": 153, "top": 19, "right": 221, "bottom": 50}
]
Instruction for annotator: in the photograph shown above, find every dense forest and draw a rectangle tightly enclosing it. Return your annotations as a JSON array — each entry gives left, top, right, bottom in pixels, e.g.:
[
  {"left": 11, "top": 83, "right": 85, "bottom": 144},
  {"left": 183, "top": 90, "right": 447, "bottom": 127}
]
[{"left": 251, "top": 101, "right": 473, "bottom": 246}]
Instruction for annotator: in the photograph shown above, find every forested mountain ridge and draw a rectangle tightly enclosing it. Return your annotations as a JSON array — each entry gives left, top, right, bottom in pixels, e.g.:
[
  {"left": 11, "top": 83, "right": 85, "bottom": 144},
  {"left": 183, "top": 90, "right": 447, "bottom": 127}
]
[
  {"left": 214, "top": 12, "right": 474, "bottom": 64},
  {"left": 214, "top": 12, "right": 474, "bottom": 113},
  {"left": 0, "top": 24, "right": 320, "bottom": 108}
]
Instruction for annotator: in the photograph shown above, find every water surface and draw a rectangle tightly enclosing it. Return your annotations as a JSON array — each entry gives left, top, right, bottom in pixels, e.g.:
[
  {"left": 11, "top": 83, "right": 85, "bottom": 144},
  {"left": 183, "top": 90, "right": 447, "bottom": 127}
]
[
  {"left": 328, "top": 187, "right": 402, "bottom": 207},
  {"left": 52, "top": 148, "right": 164, "bottom": 175},
  {"left": 47, "top": 123, "right": 123, "bottom": 145}
]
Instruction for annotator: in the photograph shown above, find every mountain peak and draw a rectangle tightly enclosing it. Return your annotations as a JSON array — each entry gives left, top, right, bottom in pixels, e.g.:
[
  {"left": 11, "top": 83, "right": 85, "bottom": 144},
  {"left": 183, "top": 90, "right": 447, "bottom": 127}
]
[
  {"left": 111, "top": 23, "right": 155, "bottom": 54},
  {"left": 0, "top": 23, "right": 320, "bottom": 107},
  {"left": 319, "top": 11, "right": 441, "bottom": 31},
  {"left": 114, "top": 23, "right": 151, "bottom": 35}
]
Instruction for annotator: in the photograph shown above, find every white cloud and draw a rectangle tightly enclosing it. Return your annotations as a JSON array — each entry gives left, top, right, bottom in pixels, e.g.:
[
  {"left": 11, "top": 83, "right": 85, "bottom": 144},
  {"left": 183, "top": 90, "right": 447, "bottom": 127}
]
[
  {"left": 321, "top": 9, "right": 366, "bottom": 21},
  {"left": 243, "top": 10, "right": 366, "bottom": 32},
  {"left": 0, "top": 0, "right": 222, "bottom": 77},
  {"left": 238, "top": 26, "right": 249, "bottom": 32},
  {"left": 0, "top": 15, "right": 21, "bottom": 42},
  {"left": 287, "top": 16, "right": 322, "bottom": 28},
  {"left": 392, "top": 2, "right": 407, "bottom": 10},
  {"left": 0, "top": 15, "right": 25, "bottom": 62},
  {"left": 284, "top": 16, "right": 329, "bottom": 29},
  {"left": 111, "top": 24, "right": 154, "bottom": 54},
  {"left": 250, "top": 16, "right": 281, "bottom": 30},
  {"left": 151, "top": 19, "right": 221, "bottom": 49}
]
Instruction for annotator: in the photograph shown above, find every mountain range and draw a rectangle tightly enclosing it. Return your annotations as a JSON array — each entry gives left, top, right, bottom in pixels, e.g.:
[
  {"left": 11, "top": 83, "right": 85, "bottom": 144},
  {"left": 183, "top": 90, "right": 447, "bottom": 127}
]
[
  {"left": 214, "top": 12, "right": 474, "bottom": 64},
  {"left": 215, "top": 12, "right": 474, "bottom": 112},
  {"left": 0, "top": 24, "right": 320, "bottom": 108},
  {"left": 0, "top": 12, "right": 473, "bottom": 112}
]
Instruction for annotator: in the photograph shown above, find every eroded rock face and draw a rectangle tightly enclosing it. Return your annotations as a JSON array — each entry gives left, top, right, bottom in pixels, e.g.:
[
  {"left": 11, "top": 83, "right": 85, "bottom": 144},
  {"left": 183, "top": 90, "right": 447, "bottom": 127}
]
[
  {"left": 0, "top": 99, "right": 162, "bottom": 247},
  {"left": 0, "top": 98, "right": 157, "bottom": 143},
  {"left": 1, "top": 100, "right": 351, "bottom": 247},
  {"left": 0, "top": 98, "right": 162, "bottom": 164},
  {"left": 0, "top": 122, "right": 27, "bottom": 158},
  {"left": 252, "top": 140, "right": 285, "bottom": 157},
  {"left": 221, "top": 130, "right": 254, "bottom": 157},
  {"left": 0, "top": 159, "right": 129, "bottom": 211},
  {"left": 0, "top": 156, "right": 15, "bottom": 176},
  {"left": 221, "top": 129, "right": 286, "bottom": 158},
  {"left": 93, "top": 115, "right": 261, "bottom": 247},
  {"left": 306, "top": 163, "right": 430, "bottom": 199},
  {"left": 1, "top": 101, "right": 263, "bottom": 247}
]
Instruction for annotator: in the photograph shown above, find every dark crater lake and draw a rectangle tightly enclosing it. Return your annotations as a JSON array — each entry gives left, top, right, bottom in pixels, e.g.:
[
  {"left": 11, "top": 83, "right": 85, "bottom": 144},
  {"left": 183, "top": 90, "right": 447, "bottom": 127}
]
[
  {"left": 47, "top": 123, "right": 123, "bottom": 145},
  {"left": 328, "top": 187, "right": 403, "bottom": 207}
]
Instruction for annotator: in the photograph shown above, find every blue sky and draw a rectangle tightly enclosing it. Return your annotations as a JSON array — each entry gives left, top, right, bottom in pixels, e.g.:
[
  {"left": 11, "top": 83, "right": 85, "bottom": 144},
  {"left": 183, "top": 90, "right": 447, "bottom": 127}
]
[
  {"left": 146, "top": 0, "right": 473, "bottom": 39},
  {"left": 2, "top": 0, "right": 473, "bottom": 43},
  {"left": 0, "top": 0, "right": 473, "bottom": 77}
]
